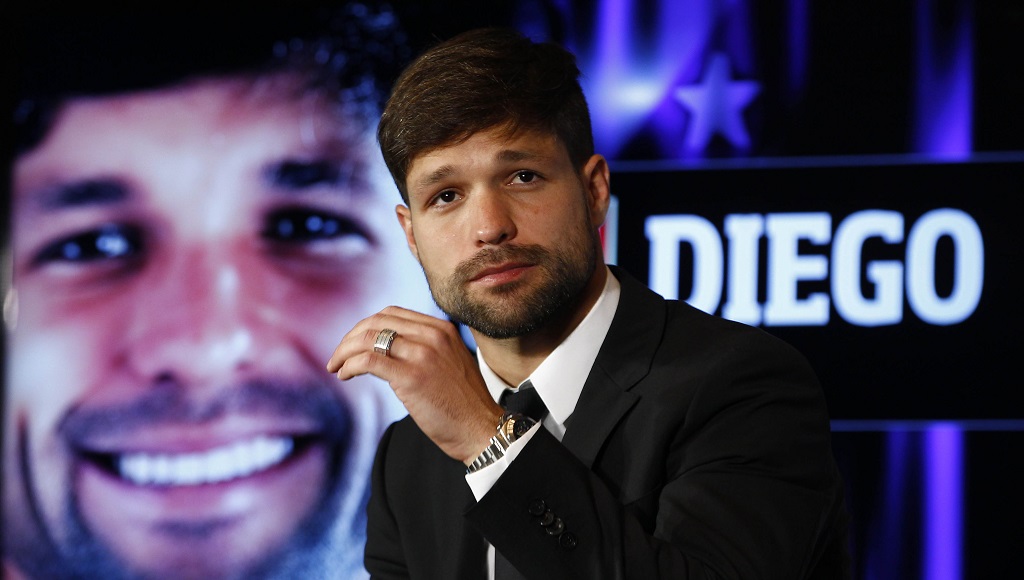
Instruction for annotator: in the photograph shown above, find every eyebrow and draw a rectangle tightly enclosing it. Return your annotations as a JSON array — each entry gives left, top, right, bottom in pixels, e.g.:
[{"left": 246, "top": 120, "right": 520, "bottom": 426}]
[
  {"left": 264, "top": 158, "right": 367, "bottom": 195},
  {"left": 494, "top": 148, "right": 542, "bottom": 164},
  {"left": 413, "top": 148, "right": 543, "bottom": 190},
  {"left": 414, "top": 165, "right": 456, "bottom": 190},
  {"left": 32, "top": 178, "right": 130, "bottom": 210}
]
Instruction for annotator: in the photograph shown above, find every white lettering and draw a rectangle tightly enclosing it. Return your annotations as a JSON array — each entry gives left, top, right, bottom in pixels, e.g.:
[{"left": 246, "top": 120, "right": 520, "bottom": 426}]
[
  {"left": 832, "top": 210, "right": 904, "bottom": 326},
  {"left": 644, "top": 209, "right": 984, "bottom": 327},
  {"left": 645, "top": 215, "right": 722, "bottom": 312},
  {"left": 722, "top": 214, "right": 764, "bottom": 325},
  {"left": 906, "top": 209, "right": 984, "bottom": 325},
  {"left": 764, "top": 213, "right": 831, "bottom": 326}
]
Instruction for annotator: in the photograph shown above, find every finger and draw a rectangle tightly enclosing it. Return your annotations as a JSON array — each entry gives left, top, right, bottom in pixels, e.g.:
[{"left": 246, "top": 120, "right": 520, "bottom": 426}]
[
  {"left": 333, "top": 329, "right": 465, "bottom": 394},
  {"left": 333, "top": 345, "right": 399, "bottom": 382},
  {"left": 324, "top": 311, "right": 402, "bottom": 371},
  {"left": 325, "top": 307, "right": 452, "bottom": 372},
  {"left": 335, "top": 324, "right": 439, "bottom": 383}
]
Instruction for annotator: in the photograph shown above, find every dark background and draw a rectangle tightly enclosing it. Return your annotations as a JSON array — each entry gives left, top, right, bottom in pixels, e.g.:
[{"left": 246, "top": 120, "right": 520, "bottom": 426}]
[{"left": 7, "top": 1, "right": 1023, "bottom": 578}]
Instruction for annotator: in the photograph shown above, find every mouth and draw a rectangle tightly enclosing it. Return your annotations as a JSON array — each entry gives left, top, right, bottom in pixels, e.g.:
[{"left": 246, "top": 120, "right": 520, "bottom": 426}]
[
  {"left": 66, "top": 426, "right": 336, "bottom": 576},
  {"left": 78, "top": 434, "right": 315, "bottom": 487},
  {"left": 60, "top": 385, "right": 349, "bottom": 567},
  {"left": 469, "top": 262, "right": 534, "bottom": 284}
]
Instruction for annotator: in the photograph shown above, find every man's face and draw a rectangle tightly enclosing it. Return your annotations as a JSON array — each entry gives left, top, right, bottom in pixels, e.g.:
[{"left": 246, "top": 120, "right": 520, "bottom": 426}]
[
  {"left": 6, "top": 77, "right": 424, "bottom": 578},
  {"left": 397, "top": 128, "right": 610, "bottom": 339}
]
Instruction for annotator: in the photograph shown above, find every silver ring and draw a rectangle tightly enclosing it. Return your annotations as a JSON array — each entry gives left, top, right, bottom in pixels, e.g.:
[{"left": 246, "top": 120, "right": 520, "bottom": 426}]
[{"left": 373, "top": 328, "right": 398, "bottom": 356}]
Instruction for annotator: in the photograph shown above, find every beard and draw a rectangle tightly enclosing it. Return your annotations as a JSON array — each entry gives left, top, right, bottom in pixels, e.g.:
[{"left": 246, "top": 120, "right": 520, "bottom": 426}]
[
  {"left": 9, "top": 379, "right": 366, "bottom": 580},
  {"left": 427, "top": 221, "right": 601, "bottom": 339}
]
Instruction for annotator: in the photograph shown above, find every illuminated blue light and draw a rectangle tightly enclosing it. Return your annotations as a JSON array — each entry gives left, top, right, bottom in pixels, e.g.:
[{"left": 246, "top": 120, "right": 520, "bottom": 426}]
[
  {"left": 915, "top": 0, "right": 973, "bottom": 156},
  {"left": 924, "top": 423, "right": 963, "bottom": 580},
  {"left": 536, "top": 0, "right": 977, "bottom": 163},
  {"left": 587, "top": 0, "right": 641, "bottom": 157},
  {"left": 611, "top": 82, "right": 665, "bottom": 114},
  {"left": 582, "top": 0, "right": 715, "bottom": 158},
  {"left": 595, "top": 0, "right": 631, "bottom": 75},
  {"left": 786, "top": 0, "right": 809, "bottom": 96},
  {"left": 864, "top": 429, "right": 911, "bottom": 578},
  {"left": 832, "top": 419, "right": 1024, "bottom": 432},
  {"left": 830, "top": 420, "right": 974, "bottom": 580},
  {"left": 674, "top": 52, "right": 760, "bottom": 151},
  {"left": 544, "top": 0, "right": 762, "bottom": 160}
]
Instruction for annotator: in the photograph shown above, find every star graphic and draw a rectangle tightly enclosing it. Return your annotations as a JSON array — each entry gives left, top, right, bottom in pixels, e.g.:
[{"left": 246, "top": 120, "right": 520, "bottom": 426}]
[{"left": 674, "top": 52, "right": 761, "bottom": 151}]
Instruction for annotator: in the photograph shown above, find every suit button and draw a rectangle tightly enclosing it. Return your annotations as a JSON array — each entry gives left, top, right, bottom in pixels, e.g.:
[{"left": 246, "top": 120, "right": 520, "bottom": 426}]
[
  {"left": 528, "top": 500, "right": 546, "bottom": 517},
  {"left": 545, "top": 517, "right": 565, "bottom": 536},
  {"left": 559, "top": 532, "right": 578, "bottom": 550},
  {"left": 539, "top": 509, "right": 556, "bottom": 526}
]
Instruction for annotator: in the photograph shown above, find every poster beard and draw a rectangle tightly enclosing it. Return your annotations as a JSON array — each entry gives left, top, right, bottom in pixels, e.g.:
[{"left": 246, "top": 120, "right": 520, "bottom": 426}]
[{"left": 9, "top": 380, "right": 362, "bottom": 580}]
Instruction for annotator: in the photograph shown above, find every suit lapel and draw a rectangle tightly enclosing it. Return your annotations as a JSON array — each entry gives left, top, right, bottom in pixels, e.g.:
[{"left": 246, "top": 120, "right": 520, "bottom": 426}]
[{"left": 561, "top": 267, "right": 667, "bottom": 467}]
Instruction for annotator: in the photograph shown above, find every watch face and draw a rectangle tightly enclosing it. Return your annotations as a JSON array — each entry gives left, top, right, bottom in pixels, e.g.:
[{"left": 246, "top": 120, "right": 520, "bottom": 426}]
[{"left": 512, "top": 416, "right": 536, "bottom": 438}]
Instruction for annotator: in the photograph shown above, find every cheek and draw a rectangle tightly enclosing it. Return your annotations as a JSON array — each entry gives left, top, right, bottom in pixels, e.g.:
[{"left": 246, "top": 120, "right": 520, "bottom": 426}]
[
  {"left": 279, "top": 290, "right": 372, "bottom": 358},
  {"left": 538, "top": 201, "right": 586, "bottom": 233},
  {"left": 5, "top": 326, "right": 101, "bottom": 540},
  {"left": 8, "top": 323, "right": 108, "bottom": 437},
  {"left": 9, "top": 274, "right": 151, "bottom": 409},
  {"left": 406, "top": 224, "right": 454, "bottom": 274},
  {"left": 269, "top": 245, "right": 433, "bottom": 353}
]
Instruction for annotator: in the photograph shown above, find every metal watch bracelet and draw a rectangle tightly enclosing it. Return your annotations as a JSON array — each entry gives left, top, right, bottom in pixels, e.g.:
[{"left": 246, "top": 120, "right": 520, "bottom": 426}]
[
  {"left": 465, "top": 412, "right": 524, "bottom": 474},
  {"left": 466, "top": 433, "right": 509, "bottom": 474},
  {"left": 466, "top": 412, "right": 539, "bottom": 474}
]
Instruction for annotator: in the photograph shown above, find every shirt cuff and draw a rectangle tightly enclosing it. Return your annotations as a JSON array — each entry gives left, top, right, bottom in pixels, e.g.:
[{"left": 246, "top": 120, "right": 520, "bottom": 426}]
[{"left": 465, "top": 422, "right": 542, "bottom": 500}]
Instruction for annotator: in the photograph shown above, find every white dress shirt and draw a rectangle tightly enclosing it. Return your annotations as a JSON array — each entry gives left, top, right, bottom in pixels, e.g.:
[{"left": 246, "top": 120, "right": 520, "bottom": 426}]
[{"left": 466, "top": 266, "right": 621, "bottom": 579}]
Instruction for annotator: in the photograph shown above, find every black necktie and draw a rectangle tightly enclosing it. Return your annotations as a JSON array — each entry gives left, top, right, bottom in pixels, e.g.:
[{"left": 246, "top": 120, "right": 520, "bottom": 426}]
[
  {"left": 494, "top": 382, "right": 547, "bottom": 579},
  {"left": 498, "top": 382, "right": 548, "bottom": 421}
]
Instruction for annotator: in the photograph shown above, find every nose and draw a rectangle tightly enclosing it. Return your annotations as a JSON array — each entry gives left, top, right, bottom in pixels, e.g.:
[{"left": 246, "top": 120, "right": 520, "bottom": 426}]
[
  {"left": 473, "top": 190, "right": 517, "bottom": 246},
  {"left": 123, "top": 245, "right": 268, "bottom": 390}
]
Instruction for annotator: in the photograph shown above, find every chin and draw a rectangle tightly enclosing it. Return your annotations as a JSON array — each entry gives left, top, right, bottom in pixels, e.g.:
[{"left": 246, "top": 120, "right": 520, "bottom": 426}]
[{"left": 69, "top": 441, "right": 338, "bottom": 579}]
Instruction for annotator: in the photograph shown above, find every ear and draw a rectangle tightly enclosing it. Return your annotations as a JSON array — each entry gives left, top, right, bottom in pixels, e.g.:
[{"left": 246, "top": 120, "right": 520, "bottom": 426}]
[
  {"left": 580, "top": 154, "right": 611, "bottom": 227},
  {"left": 395, "top": 204, "right": 420, "bottom": 262}
]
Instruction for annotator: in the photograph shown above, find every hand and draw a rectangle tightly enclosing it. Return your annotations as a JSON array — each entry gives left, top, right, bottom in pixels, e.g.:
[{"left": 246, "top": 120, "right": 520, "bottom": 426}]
[{"left": 326, "top": 306, "right": 504, "bottom": 464}]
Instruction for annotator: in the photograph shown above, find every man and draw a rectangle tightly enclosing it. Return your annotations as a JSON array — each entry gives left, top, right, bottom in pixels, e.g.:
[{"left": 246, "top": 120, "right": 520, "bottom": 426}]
[
  {"left": 5, "top": 6, "right": 434, "bottom": 579},
  {"left": 327, "top": 28, "right": 851, "bottom": 578}
]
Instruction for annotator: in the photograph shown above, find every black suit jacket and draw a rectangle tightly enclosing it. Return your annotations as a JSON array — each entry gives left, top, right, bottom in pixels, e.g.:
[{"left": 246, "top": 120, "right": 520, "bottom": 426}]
[{"left": 365, "top": 267, "right": 850, "bottom": 579}]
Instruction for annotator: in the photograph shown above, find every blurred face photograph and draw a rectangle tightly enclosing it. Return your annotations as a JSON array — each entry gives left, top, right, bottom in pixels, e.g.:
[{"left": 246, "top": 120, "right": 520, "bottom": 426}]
[{"left": 4, "top": 73, "right": 427, "bottom": 579}]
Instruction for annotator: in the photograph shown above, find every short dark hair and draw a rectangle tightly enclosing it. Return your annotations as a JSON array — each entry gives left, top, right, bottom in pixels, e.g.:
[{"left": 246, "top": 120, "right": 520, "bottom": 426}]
[
  {"left": 377, "top": 27, "right": 594, "bottom": 203},
  {"left": 11, "top": 3, "right": 409, "bottom": 156}
]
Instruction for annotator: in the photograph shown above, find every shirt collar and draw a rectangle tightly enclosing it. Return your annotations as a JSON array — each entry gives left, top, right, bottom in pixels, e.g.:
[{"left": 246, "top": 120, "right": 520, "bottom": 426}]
[{"left": 478, "top": 266, "right": 621, "bottom": 433}]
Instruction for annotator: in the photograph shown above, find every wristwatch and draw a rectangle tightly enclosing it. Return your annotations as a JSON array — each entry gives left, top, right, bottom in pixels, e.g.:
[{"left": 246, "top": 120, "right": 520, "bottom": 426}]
[
  {"left": 499, "top": 411, "right": 536, "bottom": 444},
  {"left": 465, "top": 412, "right": 537, "bottom": 474}
]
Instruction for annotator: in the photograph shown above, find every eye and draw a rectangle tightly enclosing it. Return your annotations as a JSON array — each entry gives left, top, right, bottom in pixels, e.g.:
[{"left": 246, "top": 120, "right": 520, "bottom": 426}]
[
  {"left": 433, "top": 190, "right": 461, "bottom": 206},
  {"left": 32, "top": 223, "right": 143, "bottom": 266},
  {"left": 262, "top": 206, "right": 374, "bottom": 245},
  {"left": 510, "top": 170, "right": 539, "bottom": 184}
]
